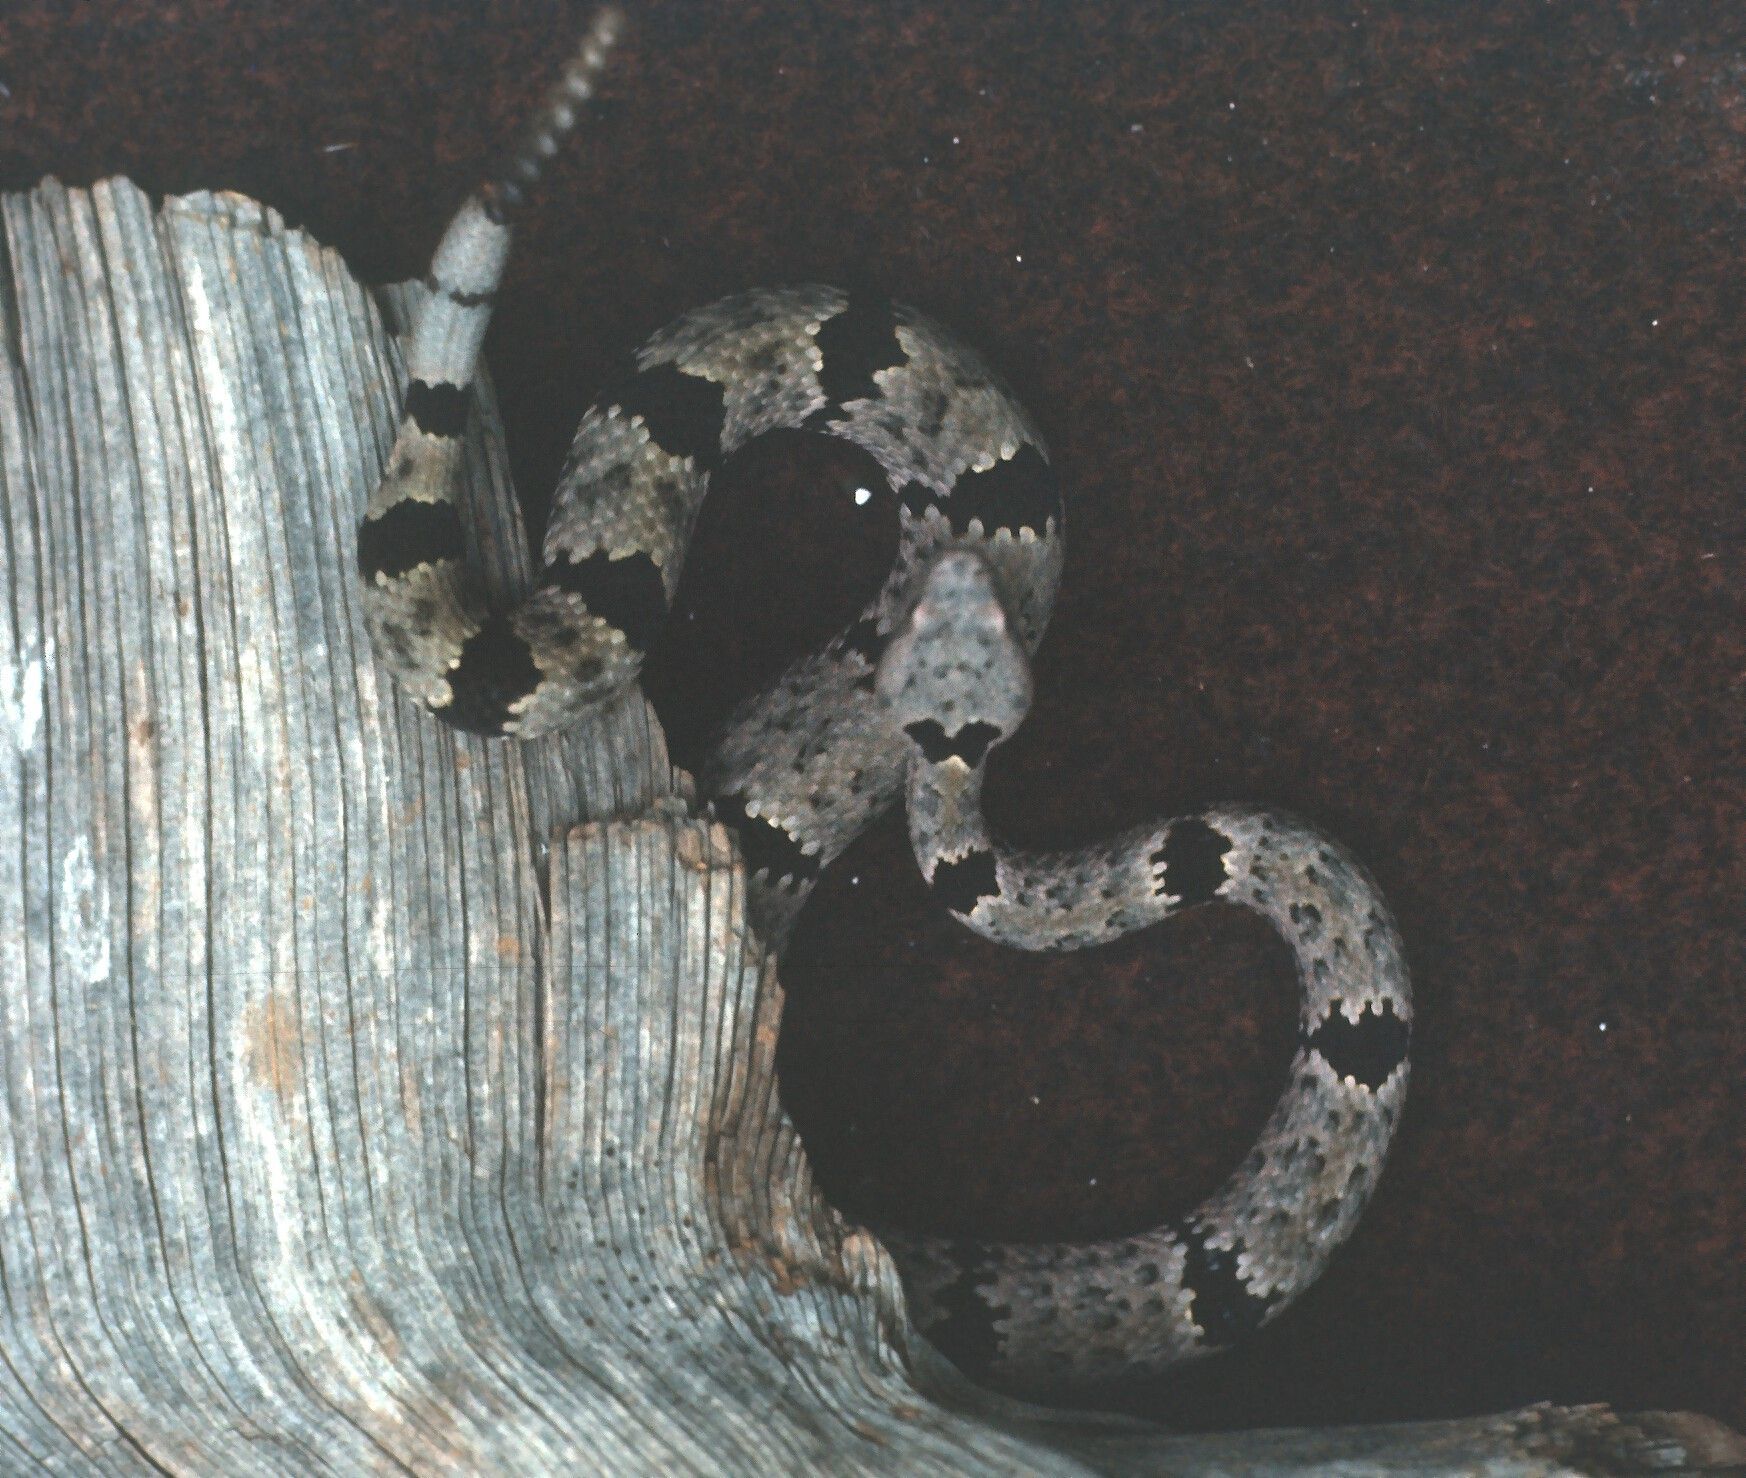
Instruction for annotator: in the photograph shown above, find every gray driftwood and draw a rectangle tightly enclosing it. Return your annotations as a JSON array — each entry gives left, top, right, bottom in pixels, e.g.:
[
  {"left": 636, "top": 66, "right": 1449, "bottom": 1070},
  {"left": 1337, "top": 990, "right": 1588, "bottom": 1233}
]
[{"left": 1, "top": 176, "right": 1740, "bottom": 1475}]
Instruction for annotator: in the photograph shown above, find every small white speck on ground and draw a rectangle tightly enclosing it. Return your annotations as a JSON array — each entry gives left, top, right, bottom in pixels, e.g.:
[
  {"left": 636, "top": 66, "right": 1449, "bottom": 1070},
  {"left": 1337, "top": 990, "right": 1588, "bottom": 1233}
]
[{"left": 853, "top": 486, "right": 872, "bottom": 506}]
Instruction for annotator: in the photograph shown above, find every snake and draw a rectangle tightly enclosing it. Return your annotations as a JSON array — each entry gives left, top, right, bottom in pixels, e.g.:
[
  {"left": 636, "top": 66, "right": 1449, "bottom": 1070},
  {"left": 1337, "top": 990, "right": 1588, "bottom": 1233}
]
[{"left": 356, "top": 9, "right": 1412, "bottom": 1398}]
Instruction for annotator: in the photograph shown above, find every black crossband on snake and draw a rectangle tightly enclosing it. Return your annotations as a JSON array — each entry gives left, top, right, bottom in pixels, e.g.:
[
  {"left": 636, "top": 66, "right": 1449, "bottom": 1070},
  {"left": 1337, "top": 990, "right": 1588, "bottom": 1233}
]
[{"left": 356, "top": 9, "right": 1412, "bottom": 1397}]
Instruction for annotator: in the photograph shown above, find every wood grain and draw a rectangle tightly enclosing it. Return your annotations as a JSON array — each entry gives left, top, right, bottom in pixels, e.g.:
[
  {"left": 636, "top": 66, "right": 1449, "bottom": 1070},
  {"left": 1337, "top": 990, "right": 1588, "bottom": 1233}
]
[{"left": 0, "top": 175, "right": 1737, "bottom": 1474}]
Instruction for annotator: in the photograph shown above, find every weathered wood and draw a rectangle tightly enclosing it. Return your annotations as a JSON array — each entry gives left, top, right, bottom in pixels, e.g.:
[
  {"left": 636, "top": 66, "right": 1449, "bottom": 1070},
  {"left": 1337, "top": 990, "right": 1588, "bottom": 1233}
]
[{"left": 0, "top": 175, "right": 1738, "bottom": 1474}]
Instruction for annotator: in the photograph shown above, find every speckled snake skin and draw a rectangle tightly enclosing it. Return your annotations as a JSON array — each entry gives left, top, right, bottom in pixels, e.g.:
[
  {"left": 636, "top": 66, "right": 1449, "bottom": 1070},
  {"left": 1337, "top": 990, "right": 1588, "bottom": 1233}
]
[{"left": 356, "top": 11, "right": 1412, "bottom": 1397}]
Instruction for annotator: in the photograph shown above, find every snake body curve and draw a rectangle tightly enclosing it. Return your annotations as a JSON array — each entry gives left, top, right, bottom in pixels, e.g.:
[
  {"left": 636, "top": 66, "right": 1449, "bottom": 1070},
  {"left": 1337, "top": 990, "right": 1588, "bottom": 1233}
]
[{"left": 357, "top": 11, "right": 1412, "bottom": 1397}]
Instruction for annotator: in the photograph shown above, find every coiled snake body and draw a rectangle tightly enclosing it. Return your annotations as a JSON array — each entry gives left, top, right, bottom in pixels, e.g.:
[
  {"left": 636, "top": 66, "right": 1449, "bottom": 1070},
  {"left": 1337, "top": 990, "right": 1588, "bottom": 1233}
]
[{"left": 357, "top": 11, "right": 1411, "bottom": 1396}]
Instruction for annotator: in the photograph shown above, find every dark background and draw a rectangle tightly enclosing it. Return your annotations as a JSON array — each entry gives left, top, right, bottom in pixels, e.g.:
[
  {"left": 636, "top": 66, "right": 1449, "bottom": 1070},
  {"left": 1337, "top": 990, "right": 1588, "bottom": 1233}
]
[{"left": 3, "top": 0, "right": 1740, "bottom": 1435}]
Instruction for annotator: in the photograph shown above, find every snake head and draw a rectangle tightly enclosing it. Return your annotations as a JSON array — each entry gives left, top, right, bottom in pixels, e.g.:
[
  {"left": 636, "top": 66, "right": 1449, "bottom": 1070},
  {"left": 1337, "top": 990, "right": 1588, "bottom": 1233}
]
[{"left": 876, "top": 549, "right": 1033, "bottom": 763}]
